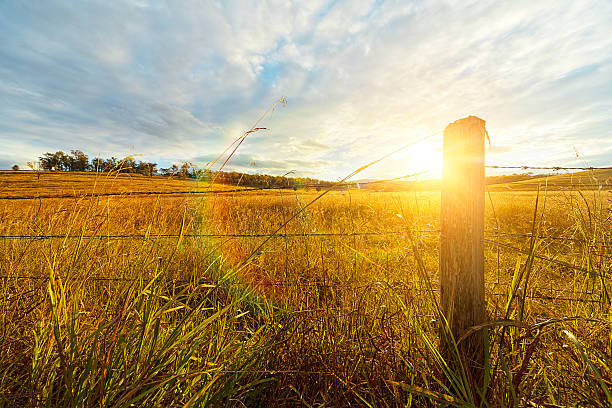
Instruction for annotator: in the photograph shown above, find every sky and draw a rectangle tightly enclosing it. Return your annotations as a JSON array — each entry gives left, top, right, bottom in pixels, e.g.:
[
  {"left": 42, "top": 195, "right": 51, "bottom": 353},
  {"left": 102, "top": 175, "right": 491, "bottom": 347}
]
[{"left": 1, "top": 0, "right": 611, "bottom": 180}]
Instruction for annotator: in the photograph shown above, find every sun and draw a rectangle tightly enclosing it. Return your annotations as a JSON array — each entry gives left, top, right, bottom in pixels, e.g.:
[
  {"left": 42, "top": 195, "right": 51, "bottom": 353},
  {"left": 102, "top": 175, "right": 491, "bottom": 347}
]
[{"left": 407, "top": 142, "right": 443, "bottom": 178}]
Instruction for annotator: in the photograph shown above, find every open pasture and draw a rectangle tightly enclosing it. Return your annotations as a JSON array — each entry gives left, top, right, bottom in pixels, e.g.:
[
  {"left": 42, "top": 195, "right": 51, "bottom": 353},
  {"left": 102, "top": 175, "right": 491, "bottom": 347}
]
[{"left": 0, "top": 171, "right": 610, "bottom": 407}]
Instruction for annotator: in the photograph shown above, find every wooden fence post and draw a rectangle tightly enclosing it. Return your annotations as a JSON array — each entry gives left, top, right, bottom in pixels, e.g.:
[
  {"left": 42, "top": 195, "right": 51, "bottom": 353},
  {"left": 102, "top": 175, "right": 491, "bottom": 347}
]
[{"left": 440, "top": 116, "right": 487, "bottom": 392}]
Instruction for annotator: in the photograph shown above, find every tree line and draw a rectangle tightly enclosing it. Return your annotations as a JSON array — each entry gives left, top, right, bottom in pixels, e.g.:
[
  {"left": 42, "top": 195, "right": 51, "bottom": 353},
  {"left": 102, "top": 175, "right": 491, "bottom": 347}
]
[
  {"left": 17, "top": 150, "right": 334, "bottom": 189},
  {"left": 31, "top": 150, "right": 192, "bottom": 177},
  {"left": 14, "top": 150, "right": 550, "bottom": 190},
  {"left": 213, "top": 171, "right": 335, "bottom": 190}
]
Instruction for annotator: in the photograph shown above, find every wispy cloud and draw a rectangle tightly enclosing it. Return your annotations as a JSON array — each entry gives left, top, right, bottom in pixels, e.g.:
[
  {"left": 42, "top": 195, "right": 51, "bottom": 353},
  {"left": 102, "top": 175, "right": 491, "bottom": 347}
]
[
  {"left": 1, "top": 0, "right": 611, "bottom": 178},
  {"left": 194, "top": 153, "right": 335, "bottom": 176}
]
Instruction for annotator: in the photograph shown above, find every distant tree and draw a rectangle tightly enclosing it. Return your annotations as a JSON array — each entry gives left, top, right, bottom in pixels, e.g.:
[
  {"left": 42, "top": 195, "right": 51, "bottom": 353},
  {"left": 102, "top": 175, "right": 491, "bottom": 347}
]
[
  {"left": 33, "top": 150, "right": 337, "bottom": 190},
  {"left": 161, "top": 164, "right": 179, "bottom": 176},
  {"left": 56, "top": 151, "right": 71, "bottom": 171},
  {"left": 159, "top": 163, "right": 193, "bottom": 178},
  {"left": 26, "top": 161, "right": 41, "bottom": 180},
  {"left": 102, "top": 157, "right": 118, "bottom": 172},
  {"left": 11, "top": 164, "right": 19, "bottom": 171},
  {"left": 40, "top": 152, "right": 56, "bottom": 171},
  {"left": 40, "top": 151, "right": 70, "bottom": 171},
  {"left": 135, "top": 161, "right": 158, "bottom": 176},
  {"left": 26, "top": 161, "right": 40, "bottom": 171},
  {"left": 117, "top": 157, "right": 137, "bottom": 173},
  {"left": 69, "top": 150, "right": 89, "bottom": 172},
  {"left": 179, "top": 162, "right": 192, "bottom": 178},
  {"left": 91, "top": 157, "right": 104, "bottom": 172}
]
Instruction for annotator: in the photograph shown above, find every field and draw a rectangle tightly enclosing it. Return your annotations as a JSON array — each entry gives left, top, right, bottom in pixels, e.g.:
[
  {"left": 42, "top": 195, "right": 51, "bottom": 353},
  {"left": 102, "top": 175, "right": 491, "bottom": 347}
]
[{"left": 0, "top": 170, "right": 610, "bottom": 407}]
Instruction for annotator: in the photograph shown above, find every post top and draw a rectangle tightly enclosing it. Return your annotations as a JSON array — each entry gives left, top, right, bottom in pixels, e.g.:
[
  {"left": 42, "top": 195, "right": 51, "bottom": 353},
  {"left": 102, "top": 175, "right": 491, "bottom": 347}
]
[
  {"left": 443, "top": 116, "right": 489, "bottom": 144},
  {"left": 445, "top": 116, "right": 486, "bottom": 130}
]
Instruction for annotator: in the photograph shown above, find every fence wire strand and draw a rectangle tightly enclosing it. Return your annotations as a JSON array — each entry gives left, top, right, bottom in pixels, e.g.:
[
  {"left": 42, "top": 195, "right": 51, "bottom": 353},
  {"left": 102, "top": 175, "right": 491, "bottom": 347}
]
[
  {"left": 2, "top": 164, "right": 609, "bottom": 200},
  {"left": 0, "top": 159, "right": 609, "bottom": 307},
  {"left": 0, "top": 230, "right": 607, "bottom": 246}
]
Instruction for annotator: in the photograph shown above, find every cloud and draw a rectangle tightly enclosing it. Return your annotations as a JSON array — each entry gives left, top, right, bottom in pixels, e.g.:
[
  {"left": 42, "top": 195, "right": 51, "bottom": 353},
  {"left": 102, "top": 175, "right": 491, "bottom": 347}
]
[
  {"left": 0, "top": 156, "right": 19, "bottom": 170},
  {"left": 486, "top": 145, "right": 514, "bottom": 155},
  {"left": 193, "top": 152, "right": 335, "bottom": 176},
  {"left": 299, "top": 139, "right": 331, "bottom": 151},
  {"left": 1, "top": 0, "right": 611, "bottom": 178}
]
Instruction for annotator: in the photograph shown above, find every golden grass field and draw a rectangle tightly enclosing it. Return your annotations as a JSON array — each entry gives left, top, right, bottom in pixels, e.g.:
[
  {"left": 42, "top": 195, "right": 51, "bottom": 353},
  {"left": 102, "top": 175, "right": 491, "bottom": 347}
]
[{"left": 0, "top": 170, "right": 610, "bottom": 407}]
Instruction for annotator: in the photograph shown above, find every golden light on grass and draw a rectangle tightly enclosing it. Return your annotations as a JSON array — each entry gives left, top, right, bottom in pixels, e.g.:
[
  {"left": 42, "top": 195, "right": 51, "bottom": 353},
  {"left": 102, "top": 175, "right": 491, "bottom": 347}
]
[{"left": 0, "top": 169, "right": 610, "bottom": 406}]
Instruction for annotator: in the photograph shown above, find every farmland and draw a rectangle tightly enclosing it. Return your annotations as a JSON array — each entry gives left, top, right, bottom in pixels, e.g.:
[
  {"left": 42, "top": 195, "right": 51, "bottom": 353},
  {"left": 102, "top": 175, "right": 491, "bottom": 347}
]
[{"left": 0, "top": 170, "right": 610, "bottom": 407}]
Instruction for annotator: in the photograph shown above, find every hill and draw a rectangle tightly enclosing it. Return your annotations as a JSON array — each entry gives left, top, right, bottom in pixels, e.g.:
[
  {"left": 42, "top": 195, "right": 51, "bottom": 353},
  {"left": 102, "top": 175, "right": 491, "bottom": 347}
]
[
  {"left": 354, "top": 169, "right": 611, "bottom": 192},
  {"left": 487, "top": 168, "right": 612, "bottom": 191},
  {"left": 0, "top": 170, "right": 334, "bottom": 199},
  {"left": 0, "top": 171, "right": 229, "bottom": 199}
]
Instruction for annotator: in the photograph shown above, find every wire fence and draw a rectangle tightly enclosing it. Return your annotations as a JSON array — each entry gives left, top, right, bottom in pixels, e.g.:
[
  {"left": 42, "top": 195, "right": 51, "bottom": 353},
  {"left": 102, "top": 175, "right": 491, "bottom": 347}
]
[
  {"left": 1, "top": 184, "right": 609, "bottom": 200},
  {"left": 0, "top": 230, "right": 608, "bottom": 244},
  {"left": 484, "top": 165, "right": 612, "bottom": 170},
  {"left": 0, "top": 272, "right": 603, "bottom": 298},
  {"left": 1, "top": 158, "right": 610, "bottom": 313},
  {"left": 1, "top": 165, "right": 610, "bottom": 200},
  {"left": 0, "top": 230, "right": 607, "bottom": 304}
]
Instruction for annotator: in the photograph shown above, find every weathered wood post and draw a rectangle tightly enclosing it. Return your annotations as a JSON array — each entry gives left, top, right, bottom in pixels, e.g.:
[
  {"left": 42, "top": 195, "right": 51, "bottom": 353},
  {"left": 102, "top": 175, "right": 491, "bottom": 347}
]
[{"left": 440, "top": 116, "right": 487, "bottom": 392}]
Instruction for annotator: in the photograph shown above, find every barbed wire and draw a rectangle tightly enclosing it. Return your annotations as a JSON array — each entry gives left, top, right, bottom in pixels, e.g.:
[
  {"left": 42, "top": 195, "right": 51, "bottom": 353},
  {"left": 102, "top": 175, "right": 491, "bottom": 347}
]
[
  {"left": 0, "top": 230, "right": 607, "bottom": 245},
  {"left": 1, "top": 231, "right": 606, "bottom": 283},
  {"left": 486, "top": 184, "right": 609, "bottom": 188},
  {"left": 0, "top": 272, "right": 595, "bottom": 293},
  {"left": 0, "top": 273, "right": 604, "bottom": 304},
  {"left": 487, "top": 231, "right": 610, "bottom": 245},
  {"left": 1, "top": 161, "right": 609, "bottom": 306},
  {"left": 2, "top": 164, "right": 610, "bottom": 200},
  {"left": 483, "top": 238, "right": 599, "bottom": 275},
  {"left": 3, "top": 180, "right": 609, "bottom": 200},
  {"left": 485, "top": 165, "right": 612, "bottom": 171},
  {"left": 0, "top": 231, "right": 439, "bottom": 240},
  {"left": 0, "top": 187, "right": 267, "bottom": 200},
  {"left": 0, "top": 272, "right": 603, "bottom": 297},
  {"left": 0, "top": 185, "right": 365, "bottom": 200}
]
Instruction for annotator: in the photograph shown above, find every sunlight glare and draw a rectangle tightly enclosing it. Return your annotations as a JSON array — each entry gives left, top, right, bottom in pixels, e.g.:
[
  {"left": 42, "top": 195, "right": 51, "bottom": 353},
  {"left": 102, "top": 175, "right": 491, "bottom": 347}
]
[{"left": 407, "top": 143, "right": 443, "bottom": 179}]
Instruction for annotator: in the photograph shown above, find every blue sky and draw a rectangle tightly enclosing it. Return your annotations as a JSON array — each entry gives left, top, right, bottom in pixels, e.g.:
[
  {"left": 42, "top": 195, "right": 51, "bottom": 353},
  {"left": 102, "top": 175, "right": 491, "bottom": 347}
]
[{"left": 1, "top": 0, "right": 611, "bottom": 179}]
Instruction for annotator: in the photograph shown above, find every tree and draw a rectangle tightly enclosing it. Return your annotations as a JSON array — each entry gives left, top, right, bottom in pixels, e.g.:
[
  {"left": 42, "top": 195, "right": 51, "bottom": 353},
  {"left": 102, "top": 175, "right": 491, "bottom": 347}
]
[
  {"left": 161, "top": 164, "right": 179, "bottom": 176},
  {"left": 102, "top": 157, "right": 118, "bottom": 172},
  {"left": 135, "top": 161, "right": 157, "bottom": 176},
  {"left": 11, "top": 164, "right": 19, "bottom": 171},
  {"left": 117, "top": 157, "right": 137, "bottom": 173},
  {"left": 56, "top": 151, "right": 71, "bottom": 171},
  {"left": 39, "top": 150, "right": 74, "bottom": 171},
  {"left": 40, "top": 152, "right": 57, "bottom": 171},
  {"left": 179, "top": 162, "right": 192, "bottom": 178},
  {"left": 26, "top": 161, "right": 41, "bottom": 180},
  {"left": 91, "top": 157, "right": 104, "bottom": 172},
  {"left": 40, "top": 151, "right": 70, "bottom": 171},
  {"left": 26, "top": 161, "right": 40, "bottom": 171},
  {"left": 69, "top": 150, "right": 89, "bottom": 172}
]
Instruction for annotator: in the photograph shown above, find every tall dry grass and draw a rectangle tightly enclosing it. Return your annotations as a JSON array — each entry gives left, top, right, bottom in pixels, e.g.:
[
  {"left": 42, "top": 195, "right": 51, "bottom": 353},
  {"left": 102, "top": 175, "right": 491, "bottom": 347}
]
[{"left": 0, "top": 170, "right": 610, "bottom": 407}]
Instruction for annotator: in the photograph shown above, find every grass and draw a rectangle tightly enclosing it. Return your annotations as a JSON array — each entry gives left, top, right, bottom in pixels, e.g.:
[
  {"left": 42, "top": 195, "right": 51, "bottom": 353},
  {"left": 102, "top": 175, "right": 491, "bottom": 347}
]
[
  {"left": 358, "top": 168, "right": 612, "bottom": 192},
  {"left": 0, "top": 170, "right": 610, "bottom": 407},
  {"left": 488, "top": 168, "right": 612, "bottom": 191}
]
